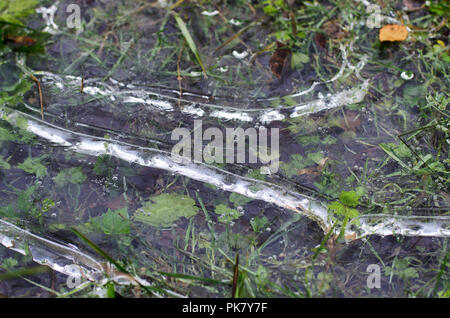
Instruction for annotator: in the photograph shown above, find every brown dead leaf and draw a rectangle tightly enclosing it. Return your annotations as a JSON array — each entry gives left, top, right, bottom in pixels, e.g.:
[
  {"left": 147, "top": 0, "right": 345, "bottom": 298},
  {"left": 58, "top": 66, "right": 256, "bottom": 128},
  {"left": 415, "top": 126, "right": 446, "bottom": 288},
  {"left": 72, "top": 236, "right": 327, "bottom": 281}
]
[
  {"left": 314, "top": 33, "right": 327, "bottom": 50},
  {"left": 269, "top": 41, "right": 291, "bottom": 78},
  {"left": 4, "top": 35, "right": 36, "bottom": 46},
  {"left": 298, "top": 157, "right": 328, "bottom": 176},
  {"left": 322, "top": 20, "right": 348, "bottom": 39},
  {"left": 379, "top": 24, "right": 408, "bottom": 42},
  {"left": 298, "top": 167, "right": 319, "bottom": 176}
]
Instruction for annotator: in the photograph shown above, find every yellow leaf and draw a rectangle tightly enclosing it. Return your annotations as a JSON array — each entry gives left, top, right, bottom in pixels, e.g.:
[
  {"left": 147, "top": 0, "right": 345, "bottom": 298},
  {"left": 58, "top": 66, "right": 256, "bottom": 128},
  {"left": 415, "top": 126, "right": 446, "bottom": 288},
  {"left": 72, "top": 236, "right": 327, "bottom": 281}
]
[
  {"left": 379, "top": 24, "right": 408, "bottom": 42},
  {"left": 437, "top": 40, "right": 445, "bottom": 47}
]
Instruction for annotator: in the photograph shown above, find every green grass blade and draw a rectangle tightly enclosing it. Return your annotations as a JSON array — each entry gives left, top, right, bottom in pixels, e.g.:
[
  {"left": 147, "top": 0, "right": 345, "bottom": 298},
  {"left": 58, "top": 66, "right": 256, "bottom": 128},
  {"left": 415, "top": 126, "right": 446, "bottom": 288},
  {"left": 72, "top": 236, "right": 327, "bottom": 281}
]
[
  {"left": 379, "top": 143, "right": 411, "bottom": 171},
  {"left": 71, "top": 227, "right": 127, "bottom": 273},
  {"left": 158, "top": 271, "right": 224, "bottom": 284},
  {"left": 172, "top": 12, "right": 207, "bottom": 78},
  {"left": 0, "top": 265, "right": 49, "bottom": 281},
  {"left": 71, "top": 227, "right": 163, "bottom": 296}
]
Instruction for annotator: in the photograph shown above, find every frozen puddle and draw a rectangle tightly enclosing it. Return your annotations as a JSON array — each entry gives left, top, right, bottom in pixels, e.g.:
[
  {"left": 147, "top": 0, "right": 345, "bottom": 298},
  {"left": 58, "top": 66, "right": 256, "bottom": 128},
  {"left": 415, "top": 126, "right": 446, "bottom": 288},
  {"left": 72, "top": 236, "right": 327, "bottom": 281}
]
[{"left": 1, "top": 48, "right": 448, "bottom": 290}]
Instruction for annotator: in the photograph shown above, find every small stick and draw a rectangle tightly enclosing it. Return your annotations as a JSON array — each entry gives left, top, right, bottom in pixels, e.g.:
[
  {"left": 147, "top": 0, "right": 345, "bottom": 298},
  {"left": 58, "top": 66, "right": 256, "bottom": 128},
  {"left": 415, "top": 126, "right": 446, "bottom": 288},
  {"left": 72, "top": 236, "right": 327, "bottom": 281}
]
[
  {"left": 30, "top": 74, "right": 44, "bottom": 120},
  {"left": 176, "top": 42, "right": 185, "bottom": 109},
  {"left": 80, "top": 77, "right": 84, "bottom": 93}
]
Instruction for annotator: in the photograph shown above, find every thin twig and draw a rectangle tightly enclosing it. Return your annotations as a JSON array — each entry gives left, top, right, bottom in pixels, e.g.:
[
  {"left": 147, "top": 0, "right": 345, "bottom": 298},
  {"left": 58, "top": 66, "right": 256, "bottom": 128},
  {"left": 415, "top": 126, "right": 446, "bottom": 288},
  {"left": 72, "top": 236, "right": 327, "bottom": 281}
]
[
  {"left": 30, "top": 74, "right": 44, "bottom": 120},
  {"left": 176, "top": 41, "right": 186, "bottom": 110}
]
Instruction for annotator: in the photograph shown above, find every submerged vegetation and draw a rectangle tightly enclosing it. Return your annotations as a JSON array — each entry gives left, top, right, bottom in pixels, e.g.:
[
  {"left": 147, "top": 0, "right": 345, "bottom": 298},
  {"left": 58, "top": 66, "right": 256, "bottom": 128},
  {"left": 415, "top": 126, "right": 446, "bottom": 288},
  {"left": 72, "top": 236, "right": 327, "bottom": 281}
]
[{"left": 0, "top": 0, "right": 448, "bottom": 298}]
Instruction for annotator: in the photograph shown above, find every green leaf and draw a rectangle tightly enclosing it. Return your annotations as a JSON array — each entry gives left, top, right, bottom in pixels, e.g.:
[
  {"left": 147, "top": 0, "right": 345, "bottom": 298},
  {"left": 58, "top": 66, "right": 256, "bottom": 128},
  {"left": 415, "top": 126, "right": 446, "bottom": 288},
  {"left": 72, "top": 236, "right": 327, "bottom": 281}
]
[
  {"left": 339, "top": 190, "right": 360, "bottom": 208},
  {"left": 346, "top": 207, "right": 359, "bottom": 218},
  {"left": 0, "top": 0, "right": 38, "bottom": 25},
  {"left": 41, "top": 198, "right": 55, "bottom": 213},
  {"left": 281, "top": 154, "right": 306, "bottom": 178},
  {"left": 328, "top": 192, "right": 360, "bottom": 218},
  {"left": 322, "top": 135, "right": 337, "bottom": 145},
  {"left": 281, "top": 152, "right": 322, "bottom": 178},
  {"left": 54, "top": 167, "right": 87, "bottom": 187},
  {"left": 214, "top": 204, "right": 241, "bottom": 223},
  {"left": 291, "top": 52, "right": 309, "bottom": 69},
  {"left": 229, "top": 192, "right": 254, "bottom": 207},
  {"left": 134, "top": 193, "right": 198, "bottom": 228},
  {"left": 307, "top": 151, "right": 324, "bottom": 165},
  {"left": 327, "top": 201, "right": 346, "bottom": 215},
  {"left": 245, "top": 168, "right": 266, "bottom": 181},
  {"left": 17, "top": 156, "right": 47, "bottom": 177},
  {"left": 0, "top": 155, "right": 11, "bottom": 169},
  {"left": 0, "top": 78, "right": 32, "bottom": 107},
  {"left": 297, "top": 135, "right": 320, "bottom": 146},
  {"left": 93, "top": 155, "right": 113, "bottom": 176},
  {"left": 0, "top": 127, "right": 15, "bottom": 141},
  {"left": 379, "top": 143, "right": 411, "bottom": 170},
  {"left": 91, "top": 207, "right": 130, "bottom": 235},
  {"left": 1, "top": 257, "right": 18, "bottom": 270},
  {"left": 250, "top": 216, "right": 269, "bottom": 233}
]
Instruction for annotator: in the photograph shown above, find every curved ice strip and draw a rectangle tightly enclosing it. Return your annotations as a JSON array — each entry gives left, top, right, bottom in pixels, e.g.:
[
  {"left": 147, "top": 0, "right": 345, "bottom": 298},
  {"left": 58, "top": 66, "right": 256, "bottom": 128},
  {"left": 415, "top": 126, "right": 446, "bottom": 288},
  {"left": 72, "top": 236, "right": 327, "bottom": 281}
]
[
  {"left": 355, "top": 215, "right": 450, "bottom": 237},
  {"left": 210, "top": 110, "right": 253, "bottom": 122},
  {"left": 37, "top": 70, "right": 369, "bottom": 124},
  {"left": 0, "top": 218, "right": 104, "bottom": 282},
  {"left": 290, "top": 82, "right": 369, "bottom": 118},
  {"left": 0, "top": 218, "right": 171, "bottom": 295},
  {"left": 1, "top": 106, "right": 449, "bottom": 241},
  {"left": 33, "top": 45, "right": 367, "bottom": 124},
  {"left": 259, "top": 110, "right": 286, "bottom": 124}
]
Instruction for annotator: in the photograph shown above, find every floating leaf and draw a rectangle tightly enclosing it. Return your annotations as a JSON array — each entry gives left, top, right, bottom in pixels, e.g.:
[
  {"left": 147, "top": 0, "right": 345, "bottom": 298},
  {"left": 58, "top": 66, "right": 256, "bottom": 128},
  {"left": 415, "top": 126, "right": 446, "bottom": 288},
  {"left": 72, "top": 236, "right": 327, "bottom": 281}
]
[
  {"left": 91, "top": 208, "right": 130, "bottom": 235},
  {"left": 54, "top": 167, "right": 87, "bottom": 188},
  {"left": 134, "top": 193, "right": 198, "bottom": 228},
  {"left": 229, "top": 192, "right": 254, "bottom": 207},
  {"left": 281, "top": 152, "right": 323, "bottom": 178}
]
